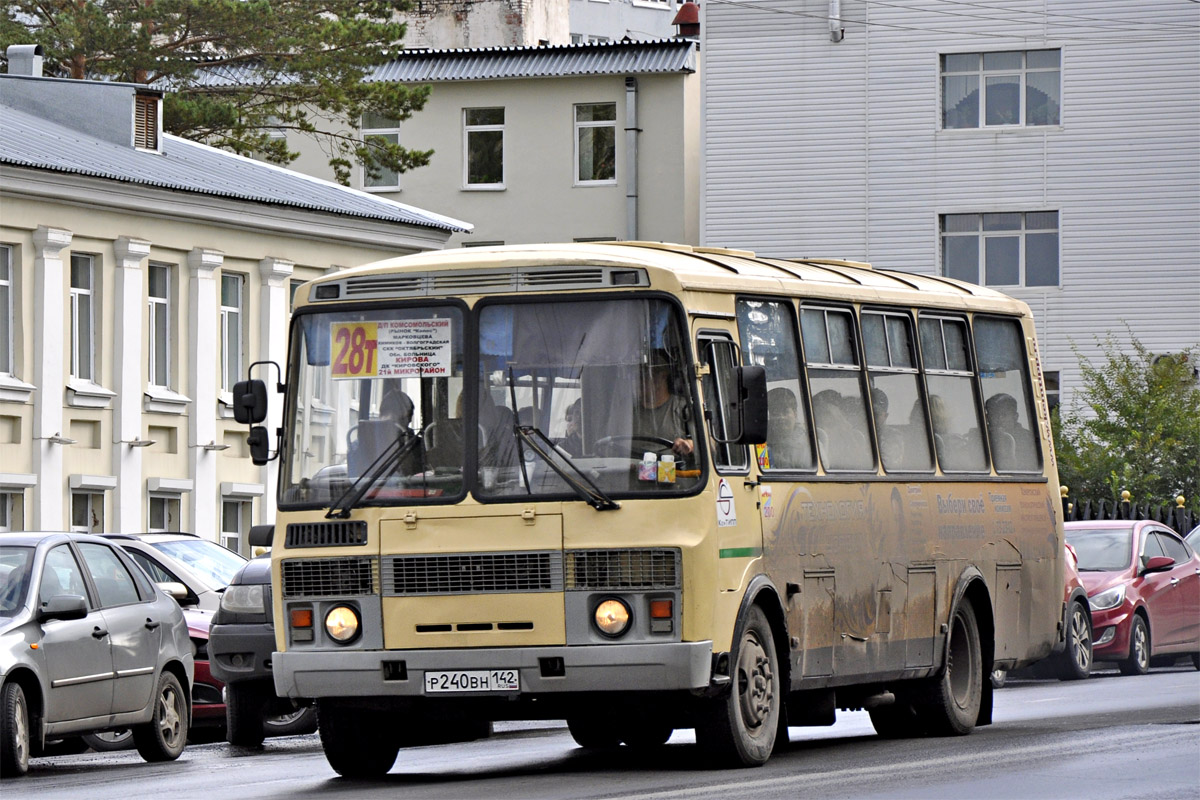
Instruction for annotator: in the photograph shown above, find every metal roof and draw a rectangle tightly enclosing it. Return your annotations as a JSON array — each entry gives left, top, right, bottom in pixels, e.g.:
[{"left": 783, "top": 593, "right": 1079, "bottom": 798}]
[
  {"left": 0, "top": 99, "right": 470, "bottom": 233},
  {"left": 369, "top": 38, "right": 697, "bottom": 83}
]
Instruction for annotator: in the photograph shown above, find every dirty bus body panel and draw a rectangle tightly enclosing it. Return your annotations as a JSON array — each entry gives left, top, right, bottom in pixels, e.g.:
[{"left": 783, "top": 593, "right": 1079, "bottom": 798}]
[{"left": 254, "top": 242, "right": 1062, "bottom": 774}]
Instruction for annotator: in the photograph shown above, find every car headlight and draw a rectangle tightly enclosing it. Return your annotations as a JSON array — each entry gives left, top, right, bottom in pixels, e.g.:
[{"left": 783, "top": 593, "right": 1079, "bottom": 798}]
[
  {"left": 1089, "top": 584, "right": 1125, "bottom": 612},
  {"left": 593, "top": 598, "right": 632, "bottom": 637},
  {"left": 324, "top": 605, "right": 360, "bottom": 643},
  {"left": 219, "top": 584, "right": 266, "bottom": 615}
]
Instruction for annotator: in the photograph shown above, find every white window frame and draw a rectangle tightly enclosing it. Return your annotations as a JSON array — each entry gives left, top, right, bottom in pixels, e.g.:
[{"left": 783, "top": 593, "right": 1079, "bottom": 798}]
[
  {"left": 361, "top": 113, "right": 402, "bottom": 191},
  {"left": 70, "top": 491, "right": 104, "bottom": 534},
  {"left": 148, "top": 263, "right": 171, "bottom": 388},
  {"left": 574, "top": 103, "right": 618, "bottom": 186},
  {"left": 462, "top": 107, "right": 505, "bottom": 190},
  {"left": 940, "top": 212, "right": 1060, "bottom": 288},
  {"left": 148, "top": 493, "right": 181, "bottom": 533},
  {"left": 221, "top": 497, "right": 250, "bottom": 555},
  {"left": 220, "top": 273, "right": 244, "bottom": 394},
  {"left": 70, "top": 253, "right": 96, "bottom": 382},
  {"left": 941, "top": 49, "right": 1061, "bottom": 130},
  {"left": 0, "top": 245, "right": 12, "bottom": 376}
]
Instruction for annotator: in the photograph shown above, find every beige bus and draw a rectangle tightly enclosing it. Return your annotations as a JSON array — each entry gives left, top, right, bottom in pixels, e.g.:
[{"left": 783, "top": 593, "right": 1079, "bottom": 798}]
[{"left": 234, "top": 242, "right": 1063, "bottom": 775}]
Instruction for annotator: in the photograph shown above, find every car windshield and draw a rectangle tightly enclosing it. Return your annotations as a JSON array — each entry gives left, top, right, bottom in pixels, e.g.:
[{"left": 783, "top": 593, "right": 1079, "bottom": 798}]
[
  {"left": 151, "top": 539, "right": 247, "bottom": 588},
  {"left": 1065, "top": 529, "right": 1133, "bottom": 571},
  {"left": 0, "top": 546, "right": 34, "bottom": 616}
]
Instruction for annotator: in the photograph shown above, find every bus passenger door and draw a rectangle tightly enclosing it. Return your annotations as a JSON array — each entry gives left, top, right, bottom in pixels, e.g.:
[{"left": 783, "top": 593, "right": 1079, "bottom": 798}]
[{"left": 696, "top": 330, "right": 764, "bottom": 594}]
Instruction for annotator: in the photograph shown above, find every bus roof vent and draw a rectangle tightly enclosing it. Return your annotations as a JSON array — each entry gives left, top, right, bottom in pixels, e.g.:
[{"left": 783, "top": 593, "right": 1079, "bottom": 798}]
[
  {"left": 320, "top": 266, "right": 647, "bottom": 300},
  {"left": 343, "top": 275, "right": 426, "bottom": 298}
]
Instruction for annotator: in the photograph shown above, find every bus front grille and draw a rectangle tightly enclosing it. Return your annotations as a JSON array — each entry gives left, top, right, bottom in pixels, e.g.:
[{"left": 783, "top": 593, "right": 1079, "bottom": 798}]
[
  {"left": 281, "top": 557, "right": 377, "bottom": 598},
  {"left": 565, "top": 548, "right": 681, "bottom": 591},
  {"left": 285, "top": 521, "right": 368, "bottom": 548},
  {"left": 382, "top": 551, "right": 563, "bottom": 596}
]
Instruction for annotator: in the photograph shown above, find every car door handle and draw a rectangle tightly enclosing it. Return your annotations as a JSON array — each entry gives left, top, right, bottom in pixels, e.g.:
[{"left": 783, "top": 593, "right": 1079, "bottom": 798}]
[
  {"left": 144, "top": 619, "right": 161, "bottom": 630},
  {"left": 92, "top": 627, "right": 109, "bottom": 639},
  {"left": 1170, "top": 578, "right": 1179, "bottom": 587}
]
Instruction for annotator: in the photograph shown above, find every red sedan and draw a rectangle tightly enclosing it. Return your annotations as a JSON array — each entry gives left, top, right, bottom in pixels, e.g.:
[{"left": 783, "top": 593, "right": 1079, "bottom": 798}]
[{"left": 1065, "top": 520, "right": 1200, "bottom": 674}]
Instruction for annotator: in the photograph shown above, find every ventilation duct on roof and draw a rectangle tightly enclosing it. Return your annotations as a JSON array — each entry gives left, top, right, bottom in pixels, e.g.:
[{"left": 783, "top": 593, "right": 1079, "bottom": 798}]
[{"left": 6, "top": 44, "right": 43, "bottom": 77}]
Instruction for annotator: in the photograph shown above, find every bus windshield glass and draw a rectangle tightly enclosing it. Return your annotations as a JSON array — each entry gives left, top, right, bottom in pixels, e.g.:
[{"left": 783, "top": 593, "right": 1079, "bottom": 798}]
[{"left": 476, "top": 297, "right": 701, "bottom": 498}]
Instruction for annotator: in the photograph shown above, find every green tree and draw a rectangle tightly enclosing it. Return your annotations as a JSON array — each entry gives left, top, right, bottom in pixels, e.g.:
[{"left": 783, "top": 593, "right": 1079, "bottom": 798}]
[
  {"left": 1054, "top": 331, "right": 1200, "bottom": 511},
  {"left": 0, "top": 0, "right": 431, "bottom": 184}
]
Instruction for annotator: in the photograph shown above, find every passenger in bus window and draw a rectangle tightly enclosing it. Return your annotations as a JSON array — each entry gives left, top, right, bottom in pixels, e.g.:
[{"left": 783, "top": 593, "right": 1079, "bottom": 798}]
[
  {"left": 813, "top": 389, "right": 869, "bottom": 469},
  {"left": 871, "top": 387, "right": 906, "bottom": 468},
  {"left": 559, "top": 398, "right": 584, "bottom": 456},
  {"left": 633, "top": 350, "right": 694, "bottom": 459},
  {"left": 764, "top": 387, "right": 812, "bottom": 469},
  {"left": 985, "top": 392, "right": 1037, "bottom": 471},
  {"left": 479, "top": 389, "right": 519, "bottom": 471}
]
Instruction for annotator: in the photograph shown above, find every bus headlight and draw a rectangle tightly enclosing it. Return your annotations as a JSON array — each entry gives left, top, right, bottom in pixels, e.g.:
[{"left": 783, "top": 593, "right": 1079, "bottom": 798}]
[
  {"left": 324, "top": 605, "right": 360, "bottom": 643},
  {"left": 593, "top": 598, "right": 632, "bottom": 637}
]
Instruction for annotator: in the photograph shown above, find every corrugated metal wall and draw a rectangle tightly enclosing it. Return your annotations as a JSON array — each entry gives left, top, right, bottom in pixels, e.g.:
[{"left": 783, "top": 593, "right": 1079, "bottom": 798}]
[{"left": 701, "top": 0, "right": 1200, "bottom": 408}]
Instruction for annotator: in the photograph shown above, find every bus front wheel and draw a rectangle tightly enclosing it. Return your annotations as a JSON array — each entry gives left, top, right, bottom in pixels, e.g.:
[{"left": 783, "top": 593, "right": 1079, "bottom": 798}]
[
  {"left": 915, "top": 601, "right": 983, "bottom": 736},
  {"left": 318, "top": 700, "right": 399, "bottom": 778},
  {"left": 695, "top": 605, "right": 780, "bottom": 767}
]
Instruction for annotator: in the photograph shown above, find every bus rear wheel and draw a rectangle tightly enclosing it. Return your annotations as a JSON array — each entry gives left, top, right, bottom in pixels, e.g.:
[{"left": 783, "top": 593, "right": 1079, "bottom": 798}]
[
  {"left": 318, "top": 700, "right": 399, "bottom": 778},
  {"left": 914, "top": 601, "right": 982, "bottom": 736},
  {"left": 695, "top": 605, "right": 780, "bottom": 767}
]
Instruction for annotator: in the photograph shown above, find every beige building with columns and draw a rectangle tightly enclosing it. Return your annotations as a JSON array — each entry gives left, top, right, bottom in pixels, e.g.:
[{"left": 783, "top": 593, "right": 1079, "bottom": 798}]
[{"left": 0, "top": 49, "right": 467, "bottom": 551}]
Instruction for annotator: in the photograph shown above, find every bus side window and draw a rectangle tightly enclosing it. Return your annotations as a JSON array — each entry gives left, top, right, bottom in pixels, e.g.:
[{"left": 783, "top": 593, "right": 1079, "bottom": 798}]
[
  {"left": 974, "top": 317, "right": 1042, "bottom": 473},
  {"left": 800, "top": 307, "right": 875, "bottom": 472},
  {"left": 862, "top": 310, "right": 934, "bottom": 472},
  {"left": 735, "top": 299, "right": 815, "bottom": 472},
  {"left": 918, "top": 316, "right": 988, "bottom": 473}
]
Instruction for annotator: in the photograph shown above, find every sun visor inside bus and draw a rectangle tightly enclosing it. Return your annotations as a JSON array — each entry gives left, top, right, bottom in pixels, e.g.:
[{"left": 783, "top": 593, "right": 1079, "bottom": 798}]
[
  {"left": 302, "top": 314, "right": 331, "bottom": 366},
  {"left": 479, "top": 300, "right": 673, "bottom": 374}
]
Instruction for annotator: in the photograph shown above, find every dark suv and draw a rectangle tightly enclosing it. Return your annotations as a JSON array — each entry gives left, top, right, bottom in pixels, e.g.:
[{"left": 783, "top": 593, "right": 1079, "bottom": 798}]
[{"left": 207, "top": 531, "right": 316, "bottom": 746}]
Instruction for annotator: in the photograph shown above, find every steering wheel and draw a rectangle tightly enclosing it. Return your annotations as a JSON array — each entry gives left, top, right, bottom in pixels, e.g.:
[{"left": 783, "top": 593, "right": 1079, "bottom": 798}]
[{"left": 594, "top": 434, "right": 675, "bottom": 458}]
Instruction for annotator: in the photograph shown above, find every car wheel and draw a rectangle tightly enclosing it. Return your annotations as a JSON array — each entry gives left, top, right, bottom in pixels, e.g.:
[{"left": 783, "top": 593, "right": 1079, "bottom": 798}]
[
  {"left": 1118, "top": 615, "right": 1150, "bottom": 676},
  {"left": 82, "top": 730, "right": 134, "bottom": 751},
  {"left": 226, "top": 682, "right": 268, "bottom": 747},
  {"left": 1056, "top": 601, "right": 1092, "bottom": 681},
  {"left": 318, "top": 700, "right": 398, "bottom": 778},
  {"left": 0, "top": 681, "right": 30, "bottom": 777},
  {"left": 620, "top": 722, "right": 674, "bottom": 748},
  {"left": 913, "top": 601, "right": 983, "bottom": 736},
  {"left": 694, "top": 605, "right": 781, "bottom": 766},
  {"left": 263, "top": 704, "right": 318, "bottom": 738},
  {"left": 133, "top": 671, "right": 188, "bottom": 762},
  {"left": 566, "top": 716, "right": 621, "bottom": 749}
]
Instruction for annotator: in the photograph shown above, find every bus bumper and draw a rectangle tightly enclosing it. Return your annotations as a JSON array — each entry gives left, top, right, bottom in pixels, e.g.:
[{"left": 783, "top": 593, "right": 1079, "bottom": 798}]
[{"left": 273, "top": 641, "right": 715, "bottom": 699}]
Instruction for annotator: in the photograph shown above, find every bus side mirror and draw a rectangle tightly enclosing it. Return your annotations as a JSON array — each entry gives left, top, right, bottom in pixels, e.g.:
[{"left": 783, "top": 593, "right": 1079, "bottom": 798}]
[
  {"left": 233, "top": 379, "right": 268, "bottom": 424},
  {"left": 735, "top": 365, "right": 768, "bottom": 445},
  {"left": 248, "top": 524, "right": 274, "bottom": 548},
  {"left": 248, "top": 426, "right": 271, "bottom": 465}
]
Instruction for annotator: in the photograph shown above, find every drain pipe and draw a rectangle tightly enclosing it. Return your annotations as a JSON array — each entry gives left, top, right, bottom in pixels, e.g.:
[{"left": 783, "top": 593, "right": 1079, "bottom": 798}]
[{"left": 625, "top": 76, "right": 639, "bottom": 241}]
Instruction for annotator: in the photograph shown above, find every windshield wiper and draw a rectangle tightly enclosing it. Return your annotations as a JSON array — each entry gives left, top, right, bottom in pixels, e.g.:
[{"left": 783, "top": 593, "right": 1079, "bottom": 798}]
[
  {"left": 327, "top": 427, "right": 425, "bottom": 519},
  {"left": 512, "top": 424, "right": 620, "bottom": 511}
]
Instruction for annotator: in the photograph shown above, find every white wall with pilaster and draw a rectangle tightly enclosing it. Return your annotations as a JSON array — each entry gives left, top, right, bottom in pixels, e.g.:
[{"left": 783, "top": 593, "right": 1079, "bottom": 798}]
[
  {"left": 31, "top": 225, "right": 71, "bottom": 530},
  {"left": 257, "top": 256, "right": 293, "bottom": 524},
  {"left": 111, "top": 236, "right": 151, "bottom": 530},
  {"left": 188, "top": 247, "right": 223, "bottom": 539}
]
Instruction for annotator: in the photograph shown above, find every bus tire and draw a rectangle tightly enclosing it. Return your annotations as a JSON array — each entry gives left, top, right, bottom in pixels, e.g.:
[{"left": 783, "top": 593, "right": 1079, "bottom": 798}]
[
  {"left": 318, "top": 700, "right": 399, "bottom": 778},
  {"left": 695, "top": 605, "right": 780, "bottom": 767},
  {"left": 914, "top": 601, "right": 982, "bottom": 736},
  {"left": 566, "top": 716, "right": 621, "bottom": 749},
  {"left": 868, "top": 694, "right": 924, "bottom": 739}
]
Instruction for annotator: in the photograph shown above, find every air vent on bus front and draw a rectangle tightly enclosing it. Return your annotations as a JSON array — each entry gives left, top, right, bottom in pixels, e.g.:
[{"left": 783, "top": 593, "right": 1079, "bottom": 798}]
[
  {"left": 285, "top": 520, "right": 368, "bottom": 548},
  {"left": 281, "top": 556, "right": 378, "bottom": 598},
  {"left": 382, "top": 551, "right": 564, "bottom": 596},
  {"left": 565, "top": 548, "right": 681, "bottom": 591},
  {"left": 318, "top": 267, "right": 647, "bottom": 301}
]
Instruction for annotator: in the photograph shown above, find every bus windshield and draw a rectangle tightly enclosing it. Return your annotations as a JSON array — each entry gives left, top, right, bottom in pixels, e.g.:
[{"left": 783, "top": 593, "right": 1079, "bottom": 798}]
[{"left": 280, "top": 297, "right": 701, "bottom": 508}]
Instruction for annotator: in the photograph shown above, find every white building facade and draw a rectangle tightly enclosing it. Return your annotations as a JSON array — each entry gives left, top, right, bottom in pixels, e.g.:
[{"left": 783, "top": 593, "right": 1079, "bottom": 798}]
[{"left": 700, "top": 0, "right": 1200, "bottom": 407}]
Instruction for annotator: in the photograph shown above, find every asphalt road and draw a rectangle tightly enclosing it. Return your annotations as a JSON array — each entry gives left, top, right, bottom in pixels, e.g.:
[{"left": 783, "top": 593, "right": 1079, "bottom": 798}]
[{"left": 13, "top": 665, "right": 1199, "bottom": 800}]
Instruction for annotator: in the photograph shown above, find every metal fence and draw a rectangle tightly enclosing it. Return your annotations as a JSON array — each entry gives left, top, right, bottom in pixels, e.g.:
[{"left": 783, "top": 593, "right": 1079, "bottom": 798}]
[{"left": 1061, "top": 488, "right": 1196, "bottom": 537}]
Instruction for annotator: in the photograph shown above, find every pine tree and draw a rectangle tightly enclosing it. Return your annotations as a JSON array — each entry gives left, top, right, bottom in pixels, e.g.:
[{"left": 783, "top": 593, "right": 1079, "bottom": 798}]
[{"left": 1, "top": 0, "right": 431, "bottom": 184}]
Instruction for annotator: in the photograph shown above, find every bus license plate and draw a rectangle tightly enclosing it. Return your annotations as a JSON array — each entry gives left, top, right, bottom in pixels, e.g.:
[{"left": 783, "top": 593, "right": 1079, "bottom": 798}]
[{"left": 424, "top": 669, "right": 520, "bottom": 693}]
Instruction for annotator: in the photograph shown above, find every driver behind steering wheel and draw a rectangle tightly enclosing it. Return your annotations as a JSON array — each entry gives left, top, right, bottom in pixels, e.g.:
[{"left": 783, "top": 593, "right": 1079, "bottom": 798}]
[{"left": 632, "top": 349, "right": 694, "bottom": 461}]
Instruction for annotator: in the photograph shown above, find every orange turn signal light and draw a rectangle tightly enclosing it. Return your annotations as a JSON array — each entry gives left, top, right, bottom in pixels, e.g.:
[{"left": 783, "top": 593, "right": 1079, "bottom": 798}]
[
  {"left": 649, "top": 599, "right": 673, "bottom": 619},
  {"left": 290, "top": 608, "right": 314, "bottom": 628}
]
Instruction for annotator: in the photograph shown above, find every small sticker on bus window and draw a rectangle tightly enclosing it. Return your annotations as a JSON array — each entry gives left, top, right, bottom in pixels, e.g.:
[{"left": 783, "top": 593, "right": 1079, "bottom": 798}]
[{"left": 330, "top": 318, "right": 452, "bottom": 379}]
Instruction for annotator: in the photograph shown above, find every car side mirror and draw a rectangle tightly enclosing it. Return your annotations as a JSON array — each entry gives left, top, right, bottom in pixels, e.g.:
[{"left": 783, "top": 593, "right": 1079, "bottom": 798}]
[
  {"left": 38, "top": 594, "right": 88, "bottom": 622},
  {"left": 1141, "top": 555, "right": 1175, "bottom": 574},
  {"left": 248, "top": 524, "right": 274, "bottom": 548},
  {"left": 157, "top": 581, "right": 190, "bottom": 601}
]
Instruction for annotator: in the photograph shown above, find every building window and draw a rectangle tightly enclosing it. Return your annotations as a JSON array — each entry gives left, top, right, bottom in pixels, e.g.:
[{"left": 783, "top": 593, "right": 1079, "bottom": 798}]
[
  {"left": 70, "top": 491, "right": 104, "bottom": 533},
  {"left": 941, "top": 212, "right": 1059, "bottom": 287},
  {"left": 362, "top": 112, "right": 401, "bottom": 190},
  {"left": 464, "top": 108, "right": 505, "bottom": 188},
  {"left": 587, "top": 35, "right": 611, "bottom": 43},
  {"left": 0, "top": 492, "right": 11, "bottom": 531},
  {"left": 942, "top": 49, "right": 1060, "bottom": 129},
  {"left": 575, "top": 103, "right": 617, "bottom": 184},
  {"left": 570, "top": 33, "right": 583, "bottom": 44},
  {"left": 1043, "top": 370, "right": 1060, "bottom": 411},
  {"left": 70, "top": 254, "right": 95, "bottom": 382},
  {"left": 289, "top": 279, "right": 304, "bottom": 311},
  {"left": 221, "top": 498, "right": 249, "bottom": 554},
  {"left": 221, "top": 273, "right": 244, "bottom": 393},
  {"left": 148, "top": 495, "right": 181, "bottom": 533},
  {"left": 0, "top": 245, "right": 11, "bottom": 375},
  {"left": 148, "top": 264, "right": 171, "bottom": 388}
]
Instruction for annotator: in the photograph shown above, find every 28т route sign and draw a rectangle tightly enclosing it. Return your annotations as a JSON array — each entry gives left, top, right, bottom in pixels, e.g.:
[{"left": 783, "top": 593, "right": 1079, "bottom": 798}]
[{"left": 331, "top": 318, "right": 452, "bottom": 379}]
